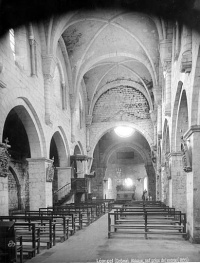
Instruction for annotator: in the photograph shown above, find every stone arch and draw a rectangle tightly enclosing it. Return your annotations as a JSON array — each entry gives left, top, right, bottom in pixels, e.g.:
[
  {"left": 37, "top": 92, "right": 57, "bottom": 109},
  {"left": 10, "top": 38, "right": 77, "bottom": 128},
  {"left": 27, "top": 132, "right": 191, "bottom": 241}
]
[
  {"left": 192, "top": 46, "right": 200, "bottom": 125},
  {"left": 50, "top": 14, "right": 158, "bottom": 85},
  {"left": 89, "top": 122, "right": 153, "bottom": 158},
  {"left": 2, "top": 104, "right": 43, "bottom": 158},
  {"left": 73, "top": 143, "right": 85, "bottom": 177},
  {"left": 8, "top": 166, "right": 22, "bottom": 212},
  {"left": 77, "top": 141, "right": 85, "bottom": 155},
  {"left": 175, "top": 89, "right": 189, "bottom": 152},
  {"left": 58, "top": 126, "right": 71, "bottom": 159},
  {"left": 49, "top": 128, "right": 71, "bottom": 200},
  {"left": 74, "top": 144, "right": 81, "bottom": 155},
  {"left": 58, "top": 37, "right": 73, "bottom": 93},
  {"left": 102, "top": 142, "right": 151, "bottom": 167},
  {"left": 89, "top": 80, "right": 153, "bottom": 115},
  {"left": 1, "top": 95, "right": 46, "bottom": 156},
  {"left": 171, "top": 81, "right": 183, "bottom": 151},
  {"left": 99, "top": 141, "right": 155, "bottom": 200},
  {"left": 50, "top": 130, "right": 69, "bottom": 167},
  {"left": 75, "top": 52, "right": 156, "bottom": 105},
  {"left": 56, "top": 59, "right": 65, "bottom": 85}
]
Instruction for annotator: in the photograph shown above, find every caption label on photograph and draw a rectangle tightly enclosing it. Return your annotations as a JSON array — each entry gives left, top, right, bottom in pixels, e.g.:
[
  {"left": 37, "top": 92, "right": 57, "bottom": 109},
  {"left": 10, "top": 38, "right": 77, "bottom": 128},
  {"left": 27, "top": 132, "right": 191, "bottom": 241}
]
[{"left": 96, "top": 257, "right": 189, "bottom": 263}]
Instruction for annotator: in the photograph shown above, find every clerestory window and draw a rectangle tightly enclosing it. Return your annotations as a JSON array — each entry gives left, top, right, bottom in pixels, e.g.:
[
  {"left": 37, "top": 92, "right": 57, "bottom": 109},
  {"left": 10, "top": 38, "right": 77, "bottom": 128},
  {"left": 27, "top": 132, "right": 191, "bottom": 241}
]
[{"left": 9, "top": 29, "right": 16, "bottom": 60}]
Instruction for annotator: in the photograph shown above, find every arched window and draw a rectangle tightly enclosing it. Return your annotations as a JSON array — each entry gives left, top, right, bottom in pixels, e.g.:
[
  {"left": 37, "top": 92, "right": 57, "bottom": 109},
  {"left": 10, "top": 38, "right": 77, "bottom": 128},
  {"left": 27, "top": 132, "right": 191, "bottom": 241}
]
[
  {"left": 108, "top": 178, "right": 112, "bottom": 190},
  {"left": 9, "top": 29, "right": 16, "bottom": 60}
]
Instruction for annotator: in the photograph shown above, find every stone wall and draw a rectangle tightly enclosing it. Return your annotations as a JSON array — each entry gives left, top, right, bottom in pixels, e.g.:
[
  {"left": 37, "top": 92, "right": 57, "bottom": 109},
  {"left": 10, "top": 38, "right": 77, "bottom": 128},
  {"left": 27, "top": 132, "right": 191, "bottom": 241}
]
[
  {"left": 0, "top": 25, "right": 87, "bottom": 214},
  {"left": 93, "top": 86, "right": 150, "bottom": 122}
]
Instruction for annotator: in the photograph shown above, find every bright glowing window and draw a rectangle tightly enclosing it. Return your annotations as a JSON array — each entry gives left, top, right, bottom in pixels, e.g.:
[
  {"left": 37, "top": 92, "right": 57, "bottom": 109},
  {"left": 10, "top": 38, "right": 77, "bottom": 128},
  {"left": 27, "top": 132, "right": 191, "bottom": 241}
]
[
  {"left": 108, "top": 178, "right": 112, "bottom": 190},
  {"left": 114, "top": 126, "right": 134, "bottom": 138},
  {"left": 144, "top": 177, "right": 148, "bottom": 191},
  {"left": 124, "top": 178, "right": 133, "bottom": 187},
  {"left": 9, "top": 29, "right": 16, "bottom": 60}
]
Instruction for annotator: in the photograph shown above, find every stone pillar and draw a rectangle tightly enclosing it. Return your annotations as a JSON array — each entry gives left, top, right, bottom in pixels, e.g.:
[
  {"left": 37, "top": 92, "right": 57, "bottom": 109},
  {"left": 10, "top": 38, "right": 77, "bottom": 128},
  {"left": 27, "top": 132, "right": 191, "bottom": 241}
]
[
  {"left": 157, "top": 104, "right": 162, "bottom": 138},
  {"left": 42, "top": 55, "right": 57, "bottom": 125},
  {"left": 28, "top": 23, "right": 36, "bottom": 76},
  {"left": 0, "top": 142, "right": 10, "bottom": 215},
  {"left": 27, "top": 158, "right": 53, "bottom": 210},
  {"left": 86, "top": 115, "right": 93, "bottom": 152},
  {"left": 159, "top": 38, "right": 172, "bottom": 116},
  {"left": 61, "top": 82, "right": 67, "bottom": 110},
  {"left": 156, "top": 103, "right": 162, "bottom": 201},
  {"left": 160, "top": 165, "right": 166, "bottom": 203},
  {"left": 56, "top": 167, "right": 72, "bottom": 200},
  {"left": 0, "top": 177, "right": 8, "bottom": 215},
  {"left": 145, "top": 164, "right": 156, "bottom": 201},
  {"left": 70, "top": 94, "right": 76, "bottom": 143},
  {"left": 164, "top": 61, "right": 171, "bottom": 116},
  {"left": 150, "top": 109, "right": 157, "bottom": 146},
  {"left": 168, "top": 152, "right": 186, "bottom": 212},
  {"left": 156, "top": 139, "right": 161, "bottom": 201},
  {"left": 44, "top": 74, "right": 53, "bottom": 125},
  {"left": 184, "top": 126, "right": 200, "bottom": 242}
]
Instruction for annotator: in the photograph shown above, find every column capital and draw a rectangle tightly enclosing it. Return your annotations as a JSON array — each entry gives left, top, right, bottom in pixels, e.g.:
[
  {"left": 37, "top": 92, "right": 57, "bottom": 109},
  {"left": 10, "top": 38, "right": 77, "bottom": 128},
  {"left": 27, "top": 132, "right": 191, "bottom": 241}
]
[
  {"left": 165, "top": 103, "right": 171, "bottom": 117},
  {"left": 26, "top": 157, "right": 53, "bottom": 164},
  {"left": 153, "top": 86, "right": 162, "bottom": 104},
  {"left": 167, "top": 151, "right": 182, "bottom": 160},
  {"left": 149, "top": 109, "right": 157, "bottom": 124},
  {"left": 159, "top": 39, "right": 172, "bottom": 66},
  {"left": 56, "top": 167, "right": 72, "bottom": 171},
  {"left": 86, "top": 115, "right": 93, "bottom": 126},
  {"left": 163, "top": 60, "right": 172, "bottom": 74},
  {"left": 42, "top": 54, "right": 57, "bottom": 77}
]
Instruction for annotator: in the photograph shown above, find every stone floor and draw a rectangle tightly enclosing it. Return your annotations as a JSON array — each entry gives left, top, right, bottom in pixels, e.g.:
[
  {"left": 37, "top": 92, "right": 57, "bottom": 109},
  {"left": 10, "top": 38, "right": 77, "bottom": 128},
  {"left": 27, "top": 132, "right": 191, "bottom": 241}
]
[{"left": 26, "top": 214, "right": 200, "bottom": 263}]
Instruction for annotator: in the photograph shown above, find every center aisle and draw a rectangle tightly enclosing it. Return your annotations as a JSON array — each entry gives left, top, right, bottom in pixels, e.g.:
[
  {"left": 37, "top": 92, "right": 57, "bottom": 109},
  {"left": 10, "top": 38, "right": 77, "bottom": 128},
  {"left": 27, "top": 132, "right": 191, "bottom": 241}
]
[{"left": 27, "top": 213, "right": 200, "bottom": 263}]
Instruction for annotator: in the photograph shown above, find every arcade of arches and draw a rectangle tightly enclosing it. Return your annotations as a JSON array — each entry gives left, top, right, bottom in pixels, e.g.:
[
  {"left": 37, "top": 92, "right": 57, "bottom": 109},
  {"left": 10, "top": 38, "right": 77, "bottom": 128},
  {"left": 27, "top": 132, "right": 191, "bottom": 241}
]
[{"left": 1, "top": 7, "right": 200, "bottom": 244}]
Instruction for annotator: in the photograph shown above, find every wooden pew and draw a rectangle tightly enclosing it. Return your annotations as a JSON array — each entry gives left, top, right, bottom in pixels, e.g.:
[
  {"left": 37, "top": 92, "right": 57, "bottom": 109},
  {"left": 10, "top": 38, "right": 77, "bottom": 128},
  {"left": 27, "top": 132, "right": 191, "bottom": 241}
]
[
  {"left": 118, "top": 205, "right": 175, "bottom": 215},
  {"left": 23, "top": 211, "right": 69, "bottom": 241},
  {"left": 56, "top": 203, "right": 96, "bottom": 222},
  {"left": 14, "top": 222, "right": 40, "bottom": 258},
  {"left": 108, "top": 210, "right": 187, "bottom": 239},
  {"left": 0, "top": 216, "right": 55, "bottom": 249},
  {"left": 39, "top": 208, "right": 80, "bottom": 234},
  {"left": 16, "top": 235, "right": 23, "bottom": 263},
  {"left": 53, "top": 206, "right": 92, "bottom": 226}
]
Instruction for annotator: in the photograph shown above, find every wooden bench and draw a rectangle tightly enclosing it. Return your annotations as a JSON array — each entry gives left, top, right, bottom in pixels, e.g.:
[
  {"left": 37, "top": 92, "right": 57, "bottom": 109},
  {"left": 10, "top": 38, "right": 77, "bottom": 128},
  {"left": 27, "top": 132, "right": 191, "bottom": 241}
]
[
  {"left": 84, "top": 200, "right": 106, "bottom": 214},
  {"left": 40, "top": 208, "right": 81, "bottom": 234},
  {"left": 58, "top": 202, "right": 104, "bottom": 219},
  {"left": 16, "top": 235, "right": 23, "bottom": 263},
  {"left": 22, "top": 211, "right": 69, "bottom": 241},
  {"left": 114, "top": 200, "right": 165, "bottom": 207},
  {"left": 108, "top": 210, "right": 186, "bottom": 239},
  {"left": 117, "top": 206, "right": 176, "bottom": 215},
  {"left": 53, "top": 206, "right": 92, "bottom": 226},
  {"left": 15, "top": 222, "right": 40, "bottom": 258},
  {"left": 0, "top": 216, "right": 55, "bottom": 249},
  {"left": 56, "top": 204, "right": 97, "bottom": 222}
]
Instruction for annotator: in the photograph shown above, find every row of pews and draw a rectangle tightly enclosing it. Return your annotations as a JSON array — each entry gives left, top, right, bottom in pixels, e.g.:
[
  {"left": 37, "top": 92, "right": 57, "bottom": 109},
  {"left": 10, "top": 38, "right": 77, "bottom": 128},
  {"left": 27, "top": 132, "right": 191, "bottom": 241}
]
[
  {"left": 108, "top": 200, "right": 187, "bottom": 239},
  {"left": 0, "top": 199, "right": 114, "bottom": 263}
]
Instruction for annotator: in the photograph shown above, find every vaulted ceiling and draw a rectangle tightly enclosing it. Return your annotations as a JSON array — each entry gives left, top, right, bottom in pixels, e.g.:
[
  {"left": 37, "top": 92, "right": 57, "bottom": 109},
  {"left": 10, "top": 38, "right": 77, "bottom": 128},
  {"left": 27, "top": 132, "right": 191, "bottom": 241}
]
[{"left": 61, "top": 9, "right": 160, "bottom": 124}]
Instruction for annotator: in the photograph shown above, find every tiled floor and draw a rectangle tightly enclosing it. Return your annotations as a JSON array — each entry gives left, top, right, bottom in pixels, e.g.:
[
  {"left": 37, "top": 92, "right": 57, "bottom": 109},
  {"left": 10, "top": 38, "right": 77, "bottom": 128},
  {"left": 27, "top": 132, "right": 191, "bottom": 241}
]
[{"left": 26, "top": 214, "right": 200, "bottom": 263}]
